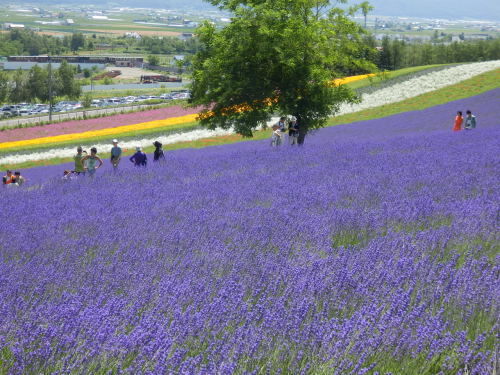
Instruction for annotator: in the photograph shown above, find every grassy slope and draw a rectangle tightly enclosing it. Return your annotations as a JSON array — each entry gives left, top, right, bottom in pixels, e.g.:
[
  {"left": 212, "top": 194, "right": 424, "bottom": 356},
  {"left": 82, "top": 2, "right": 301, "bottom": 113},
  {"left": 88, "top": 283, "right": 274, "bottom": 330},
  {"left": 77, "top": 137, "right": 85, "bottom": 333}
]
[{"left": 1, "top": 67, "right": 498, "bottom": 170}]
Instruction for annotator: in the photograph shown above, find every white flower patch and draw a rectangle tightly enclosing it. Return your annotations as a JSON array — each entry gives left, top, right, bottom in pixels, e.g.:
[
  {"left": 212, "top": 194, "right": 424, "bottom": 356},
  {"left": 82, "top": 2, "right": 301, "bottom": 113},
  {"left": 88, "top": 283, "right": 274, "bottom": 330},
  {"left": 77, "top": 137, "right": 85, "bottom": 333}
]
[
  {"left": 0, "top": 128, "right": 235, "bottom": 165},
  {"left": 337, "top": 60, "right": 500, "bottom": 115}
]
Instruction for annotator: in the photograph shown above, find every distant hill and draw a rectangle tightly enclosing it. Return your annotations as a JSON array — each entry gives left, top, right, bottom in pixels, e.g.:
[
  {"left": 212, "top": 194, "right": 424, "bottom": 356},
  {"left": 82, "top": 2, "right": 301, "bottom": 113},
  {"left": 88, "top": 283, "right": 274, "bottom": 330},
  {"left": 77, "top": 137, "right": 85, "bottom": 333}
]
[
  {"left": 368, "top": 0, "right": 500, "bottom": 21},
  {"left": 2, "top": 0, "right": 499, "bottom": 21}
]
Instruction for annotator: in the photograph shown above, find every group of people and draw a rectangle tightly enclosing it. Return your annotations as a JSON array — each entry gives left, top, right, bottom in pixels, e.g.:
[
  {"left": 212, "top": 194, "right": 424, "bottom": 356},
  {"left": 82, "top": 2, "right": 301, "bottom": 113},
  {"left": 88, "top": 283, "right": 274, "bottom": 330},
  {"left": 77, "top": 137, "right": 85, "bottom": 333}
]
[
  {"left": 2, "top": 170, "right": 26, "bottom": 187},
  {"left": 271, "top": 116, "right": 300, "bottom": 146},
  {"left": 3, "top": 110, "right": 481, "bottom": 186},
  {"left": 63, "top": 139, "right": 166, "bottom": 180},
  {"left": 453, "top": 110, "right": 477, "bottom": 131}
]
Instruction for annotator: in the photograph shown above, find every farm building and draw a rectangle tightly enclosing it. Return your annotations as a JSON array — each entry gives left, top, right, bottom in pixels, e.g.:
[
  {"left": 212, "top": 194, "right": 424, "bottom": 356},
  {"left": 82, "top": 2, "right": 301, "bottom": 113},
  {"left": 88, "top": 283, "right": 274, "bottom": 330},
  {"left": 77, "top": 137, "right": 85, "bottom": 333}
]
[{"left": 4, "top": 55, "right": 144, "bottom": 70}]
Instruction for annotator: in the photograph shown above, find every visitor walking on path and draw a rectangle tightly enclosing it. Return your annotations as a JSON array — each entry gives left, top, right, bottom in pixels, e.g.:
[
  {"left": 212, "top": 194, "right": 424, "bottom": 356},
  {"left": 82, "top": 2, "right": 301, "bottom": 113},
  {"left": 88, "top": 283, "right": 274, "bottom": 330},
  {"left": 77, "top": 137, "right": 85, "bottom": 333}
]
[
  {"left": 110, "top": 139, "right": 122, "bottom": 170},
  {"left": 453, "top": 111, "right": 463, "bottom": 131},
  {"left": 130, "top": 147, "right": 148, "bottom": 167},
  {"left": 82, "top": 147, "right": 103, "bottom": 177},
  {"left": 464, "top": 110, "right": 477, "bottom": 129},
  {"left": 288, "top": 116, "right": 299, "bottom": 145},
  {"left": 153, "top": 141, "right": 166, "bottom": 163},
  {"left": 74, "top": 147, "right": 86, "bottom": 175}
]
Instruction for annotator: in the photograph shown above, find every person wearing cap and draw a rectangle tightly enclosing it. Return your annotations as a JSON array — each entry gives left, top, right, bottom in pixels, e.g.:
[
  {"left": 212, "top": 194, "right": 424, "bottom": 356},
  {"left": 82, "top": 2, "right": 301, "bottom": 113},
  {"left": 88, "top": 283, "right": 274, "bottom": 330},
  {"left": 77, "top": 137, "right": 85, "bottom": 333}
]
[
  {"left": 74, "top": 146, "right": 85, "bottom": 175},
  {"left": 288, "top": 116, "right": 299, "bottom": 145},
  {"left": 110, "top": 139, "right": 122, "bottom": 170},
  {"left": 130, "top": 146, "right": 147, "bottom": 167},
  {"left": 2, "top": 170, "right": 15, "bottom": 185},
  {"left": 153, "top": 141, "right": 165, "bottom": 162}
]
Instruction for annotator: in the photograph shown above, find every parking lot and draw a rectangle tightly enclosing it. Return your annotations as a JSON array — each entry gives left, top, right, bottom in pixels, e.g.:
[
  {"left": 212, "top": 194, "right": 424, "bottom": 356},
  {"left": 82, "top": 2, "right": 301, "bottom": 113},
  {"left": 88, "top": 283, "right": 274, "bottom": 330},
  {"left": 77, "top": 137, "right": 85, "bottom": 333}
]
[{"left": 0, "top": 91, "right": 191, "bottom": 128}]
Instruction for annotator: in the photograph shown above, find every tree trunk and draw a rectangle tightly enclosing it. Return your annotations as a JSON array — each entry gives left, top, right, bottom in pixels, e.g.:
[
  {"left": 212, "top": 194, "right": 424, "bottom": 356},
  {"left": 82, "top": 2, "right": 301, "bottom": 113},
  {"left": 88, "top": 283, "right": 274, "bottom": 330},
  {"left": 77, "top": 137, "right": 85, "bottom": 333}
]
[{"left": 296, "top": 113, "right": 307, "bottom": 145}]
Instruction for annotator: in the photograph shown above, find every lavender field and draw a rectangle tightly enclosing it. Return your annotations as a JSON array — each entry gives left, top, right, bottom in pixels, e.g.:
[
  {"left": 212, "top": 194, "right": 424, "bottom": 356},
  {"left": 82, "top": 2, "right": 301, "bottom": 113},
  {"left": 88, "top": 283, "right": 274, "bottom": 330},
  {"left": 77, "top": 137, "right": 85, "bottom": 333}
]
[{"left": 1, "top": 89, "right": 499, "bottom": 374}]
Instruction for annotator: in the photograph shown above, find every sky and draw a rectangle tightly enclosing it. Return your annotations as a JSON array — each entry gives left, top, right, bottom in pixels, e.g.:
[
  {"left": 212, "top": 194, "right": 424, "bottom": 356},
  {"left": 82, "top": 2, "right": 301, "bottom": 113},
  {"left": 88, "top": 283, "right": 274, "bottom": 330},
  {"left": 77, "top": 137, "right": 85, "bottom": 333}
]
[{"left": 2, "top": 0, "right": 499, "bottom": 21}]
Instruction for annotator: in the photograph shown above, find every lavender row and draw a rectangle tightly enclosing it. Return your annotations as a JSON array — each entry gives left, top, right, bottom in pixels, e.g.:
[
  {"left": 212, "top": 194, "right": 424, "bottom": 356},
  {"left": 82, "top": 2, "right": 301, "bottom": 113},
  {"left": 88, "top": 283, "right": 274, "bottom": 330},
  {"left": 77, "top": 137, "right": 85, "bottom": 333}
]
[{"left": 0, "top": 89, "right": 499, "bottom": 374}]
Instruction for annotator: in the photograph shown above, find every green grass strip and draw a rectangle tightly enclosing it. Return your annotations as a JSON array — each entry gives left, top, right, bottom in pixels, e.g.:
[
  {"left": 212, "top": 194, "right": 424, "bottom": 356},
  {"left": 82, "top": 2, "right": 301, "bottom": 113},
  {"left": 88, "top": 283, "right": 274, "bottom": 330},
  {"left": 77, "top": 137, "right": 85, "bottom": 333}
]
[{"left": 329, "top": 68, "right": 499, "bottom": 126}]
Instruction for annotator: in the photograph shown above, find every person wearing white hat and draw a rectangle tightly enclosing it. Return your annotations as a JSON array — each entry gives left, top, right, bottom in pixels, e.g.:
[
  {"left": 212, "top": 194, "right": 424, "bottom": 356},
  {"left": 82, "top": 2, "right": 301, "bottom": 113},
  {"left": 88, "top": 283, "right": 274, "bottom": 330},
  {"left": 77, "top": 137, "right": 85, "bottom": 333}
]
[
  {"left": 288, "top": 116, "right": 299, "bottom": 145},
  {"left": 110, "top": 139, "right": 122, "bottom": 170}
]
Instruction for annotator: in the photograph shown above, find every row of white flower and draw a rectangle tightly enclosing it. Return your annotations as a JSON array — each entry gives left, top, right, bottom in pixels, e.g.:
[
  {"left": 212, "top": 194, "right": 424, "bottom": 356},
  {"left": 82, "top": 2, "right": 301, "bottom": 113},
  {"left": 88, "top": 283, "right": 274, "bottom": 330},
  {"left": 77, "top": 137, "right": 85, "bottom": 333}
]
[
  {"left": 0, "top": 128, "right": 234, "bottom": 165},
  {"left": 1, "top": 61, "right": 499, "bottom": 165},
  {"left": 336, "top": 60, "right": 500, "bottom": 115}
]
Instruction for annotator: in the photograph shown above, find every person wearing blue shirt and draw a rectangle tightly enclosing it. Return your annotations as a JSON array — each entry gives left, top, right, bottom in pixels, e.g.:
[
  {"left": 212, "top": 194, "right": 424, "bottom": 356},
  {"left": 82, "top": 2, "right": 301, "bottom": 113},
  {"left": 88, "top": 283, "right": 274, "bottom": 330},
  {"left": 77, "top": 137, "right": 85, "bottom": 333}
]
[
  {"left": 130, "top": 146, "right": 147, "bottom": 167},
  {"left": 110, "top": 139, "right": 122, "bottom": 170}
]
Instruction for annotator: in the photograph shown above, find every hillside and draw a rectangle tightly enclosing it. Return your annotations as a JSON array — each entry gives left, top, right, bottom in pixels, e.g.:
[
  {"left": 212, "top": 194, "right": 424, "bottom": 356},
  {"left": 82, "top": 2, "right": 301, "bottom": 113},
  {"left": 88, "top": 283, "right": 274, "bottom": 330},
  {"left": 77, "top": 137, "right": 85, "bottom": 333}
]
[{"left": 1, "top": 88, "right": 498, "bottom": 373}]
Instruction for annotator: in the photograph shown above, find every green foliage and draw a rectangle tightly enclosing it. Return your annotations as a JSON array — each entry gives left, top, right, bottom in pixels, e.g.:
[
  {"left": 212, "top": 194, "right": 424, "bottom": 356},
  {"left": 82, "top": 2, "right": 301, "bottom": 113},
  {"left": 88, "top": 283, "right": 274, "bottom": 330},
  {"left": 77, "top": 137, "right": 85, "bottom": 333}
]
[
  {"left": 0, "top": 29, "right": 68, "bottom": 56},
  {"left": 147, "top": 54, "right": 160, "bottom": 66},
  {"left": 56, "top": 60, "right": 81, "bottom": 99},
  {"left": 26, "top": 65, "right": 49, "bottom": 102},
  {"left": 82, "top": 92, "right": 93, "bottom": 108},
  {"left": 376, "top": 37, "right": 500, "bottom": 71},
  {"left": 9, "top": 69, "right": 28, "bottom": 103},
  {"left": 0, "top": 72, "right": 9, "bottom": 104},
  {"left": 70, "top": 33, "right": 85, "bottom": 52},
  {"left": 190, "top": 0, "right": 376, "bottom": 140}
]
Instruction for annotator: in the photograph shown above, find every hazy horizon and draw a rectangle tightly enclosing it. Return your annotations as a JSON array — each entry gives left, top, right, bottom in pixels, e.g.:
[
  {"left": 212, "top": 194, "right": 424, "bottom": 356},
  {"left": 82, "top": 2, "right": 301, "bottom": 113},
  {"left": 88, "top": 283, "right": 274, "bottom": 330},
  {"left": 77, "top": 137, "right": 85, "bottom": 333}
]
[{"left": 1, "top": 0, "right": 499, "bottom": 21}]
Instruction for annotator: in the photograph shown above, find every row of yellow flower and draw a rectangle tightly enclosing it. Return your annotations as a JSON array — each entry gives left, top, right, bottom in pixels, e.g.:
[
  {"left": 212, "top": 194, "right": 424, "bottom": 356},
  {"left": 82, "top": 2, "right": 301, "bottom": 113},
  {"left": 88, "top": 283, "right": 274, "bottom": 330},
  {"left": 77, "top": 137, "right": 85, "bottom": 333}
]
[
  {"left": 0, "top": 114, "right": 198, "bottom": 151},
  {"left": 0, "top": 73, "right": 375, "bottom": 151},
  {"left": 198, "top": 74, "right": 375, "bottom": 120}
]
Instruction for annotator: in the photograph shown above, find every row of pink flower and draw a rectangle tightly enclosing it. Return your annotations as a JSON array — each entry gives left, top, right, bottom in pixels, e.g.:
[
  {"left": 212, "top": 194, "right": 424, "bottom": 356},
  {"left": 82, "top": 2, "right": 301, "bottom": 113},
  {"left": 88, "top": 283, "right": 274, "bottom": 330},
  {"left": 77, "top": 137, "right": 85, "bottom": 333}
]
[{"left": 0, "top": 105, "right": 201, "bottom": 143}]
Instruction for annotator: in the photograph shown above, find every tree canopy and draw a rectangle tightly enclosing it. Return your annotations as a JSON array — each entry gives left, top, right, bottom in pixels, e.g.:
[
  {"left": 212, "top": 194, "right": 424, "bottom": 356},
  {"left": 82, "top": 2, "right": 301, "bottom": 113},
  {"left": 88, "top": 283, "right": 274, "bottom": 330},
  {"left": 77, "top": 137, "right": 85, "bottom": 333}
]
[{"left": 189, "top": 0, "right": 377, "bottom": 141}]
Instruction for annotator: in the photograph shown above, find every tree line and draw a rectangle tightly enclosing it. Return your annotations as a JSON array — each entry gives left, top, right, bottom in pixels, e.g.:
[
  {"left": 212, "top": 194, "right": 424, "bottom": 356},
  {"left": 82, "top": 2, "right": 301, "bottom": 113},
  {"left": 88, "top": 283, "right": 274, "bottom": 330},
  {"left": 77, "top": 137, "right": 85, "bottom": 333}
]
[
  {"left": 372, "top": 36, "right": 500, "bottom": 71},
  {"left": 0, "top": 60, "right": 80, "bottom": 104},
  {"left": 0, "top": 29, "right": 201, "bottom": 56}
]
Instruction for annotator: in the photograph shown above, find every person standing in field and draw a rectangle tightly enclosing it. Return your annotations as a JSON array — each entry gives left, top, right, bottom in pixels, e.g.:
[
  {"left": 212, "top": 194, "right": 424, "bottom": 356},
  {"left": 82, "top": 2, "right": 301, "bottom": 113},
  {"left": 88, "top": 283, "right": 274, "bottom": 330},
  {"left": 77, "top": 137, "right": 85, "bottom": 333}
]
[
  {"left": 153, "top": 141, "right": 166, "bottom": 163},
  {"left": 74, "top": 147, "right": 86, "bottom": 175},
  {"left": 271, "top": 124, "right": 282, "bottom": 147},
  {"left": 130, "top": 146, "right": 148, "bottom": 167},
  {"left": 276, "top": 116, "right": 287, "bottom": 145},
  {"left": 13, "top": 171, "right": 26, "bottom": 186},
  {"left": 110, "top": 139, "right": 122, "bottom": 171},
  {"left": 464, "top": 110, "right": 477, "bottom": 130},
  {"left": 2, "top": 170, "right": 15, "bottom": 185},
  {"left": 288, "top": 116, "right": 299, "bottom": 145},
  {"left": 453, "top": 111, "right": 463, "bottom": 132},
  {"left": 82, "top": 147, "right": 103, "bottom": 177}
]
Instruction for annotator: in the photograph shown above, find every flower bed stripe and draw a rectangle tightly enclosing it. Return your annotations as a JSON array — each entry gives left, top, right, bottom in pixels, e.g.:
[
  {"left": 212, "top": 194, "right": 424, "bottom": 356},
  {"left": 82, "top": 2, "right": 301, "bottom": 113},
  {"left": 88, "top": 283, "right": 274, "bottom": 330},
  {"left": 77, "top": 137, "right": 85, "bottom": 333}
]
[{"left": 0, "top": 114, "right": 198, "bottom": 151}]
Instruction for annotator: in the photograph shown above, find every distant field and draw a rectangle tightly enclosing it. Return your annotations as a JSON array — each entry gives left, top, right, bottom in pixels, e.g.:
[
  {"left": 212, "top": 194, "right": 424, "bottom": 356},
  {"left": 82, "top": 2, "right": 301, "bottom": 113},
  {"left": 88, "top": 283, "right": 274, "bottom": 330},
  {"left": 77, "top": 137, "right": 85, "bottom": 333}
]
[{"left": 0, "top": 9, "right": 196, "bottom": 36}]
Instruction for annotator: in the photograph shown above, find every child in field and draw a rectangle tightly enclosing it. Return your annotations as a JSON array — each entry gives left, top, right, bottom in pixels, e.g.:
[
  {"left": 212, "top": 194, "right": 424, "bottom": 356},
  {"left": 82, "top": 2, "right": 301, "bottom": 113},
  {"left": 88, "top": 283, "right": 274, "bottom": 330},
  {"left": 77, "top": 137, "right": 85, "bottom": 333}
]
[
  {"left": 62, "top": 170, "right": 76, "bottom": 181},
  {"left": 271, "top": 124, "right": 282, "bottom": 147}
]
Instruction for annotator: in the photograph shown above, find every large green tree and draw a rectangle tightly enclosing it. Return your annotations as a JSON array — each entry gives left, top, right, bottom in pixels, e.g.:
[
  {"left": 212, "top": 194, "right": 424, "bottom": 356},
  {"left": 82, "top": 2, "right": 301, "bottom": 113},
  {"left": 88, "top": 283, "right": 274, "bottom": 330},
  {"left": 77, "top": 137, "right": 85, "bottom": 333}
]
[
  {"left": 26, "top": 66, "right": 49, "bottom": 102},
  {"left": 189, "top": 0, "right": 376, "bottom": 143},
  {"left": 0, "top": 72, "right": 9, "bottom": 104},
  {"left": 55, "top": 60, "right": 81, "bottom": 100}
]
